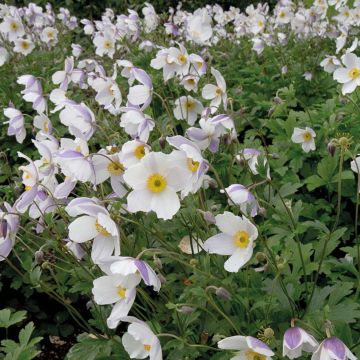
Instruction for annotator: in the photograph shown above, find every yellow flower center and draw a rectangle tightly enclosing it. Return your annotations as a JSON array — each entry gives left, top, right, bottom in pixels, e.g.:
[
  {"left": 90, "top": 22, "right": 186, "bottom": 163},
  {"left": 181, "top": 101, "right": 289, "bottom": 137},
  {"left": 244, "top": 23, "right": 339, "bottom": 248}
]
[
  {"left": 187, "top": 78, "right": 196, "bottom": 85},
  {"left": 178, "top": 54, "right": 187, "bottom": 65},
  {"left": 95, "top": 220, "right": 111, "bottom": 236},
  {"left": 43, "top": 121, "right": 49, "bottom": 133},
  {"left": 25, "top": 185, "right": 32, "bottom": 191},
  {"left": 147, "top": 173, "right": 167, "bottom": 193},
  {"left": 279, "top": 11, "right": 286, "bottom": 18},
  {"left": 257, "top": 20, "right": 264, "bottom": 27},
  {"left": 344, "top": 11, "right": 350, "bottom": 17},
  {"left": 187, "top": 158, "right": 200, "bottom": 172},
  {"left": 10, "top": 22, "right": 18, "bottom": 31},
  {"left": 116, "top": 286, "right": 126, "bottom": 298},
  {"left": 107, "top": 161, "right": 124, "bottom": 176},
  {"left": 215, "top": 87, "right": 222, "bottom": 96},
  {"left": 349, "top": 68, "right": 360, "bottom": 79},
  {"left": 144, "top": 344, "right": 151, "bottom": 351},
  {"left": 47, "top": 31, "right": 54, "bottom": 38},
  {"left": 104, "top": 40, "right": 112, "bottom": 49},
  {"left": 246, "top": 350, "right": 266, "bottom": 360},
  {"left": 134, "top": 145, "right": 146, "bottom": 160},
  {"left": 186, "top": 100, "right": 195, "bottom": 110},
  {"left": 108, "top": 85, "right": 115, "bottom": 96},
  {"left": 302, "top": 131, "right": 312, "bottom": 141},
  {"left": 233, "top": 230, "right": 250, "bottom": 248},
  {"left": 21, "top": 41, "right": 29, "bottom": 49}
]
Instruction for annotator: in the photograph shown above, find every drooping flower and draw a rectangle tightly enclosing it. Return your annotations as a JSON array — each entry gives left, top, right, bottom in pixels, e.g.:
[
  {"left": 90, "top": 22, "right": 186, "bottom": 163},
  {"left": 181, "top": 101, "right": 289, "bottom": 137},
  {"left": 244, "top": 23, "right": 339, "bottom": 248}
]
[
  {"left": 203, "top": 212, "right": 258, "bottom": 272},
  {"left": 202, "top": 67, "right": 227, "bottom": 113},
  {"left": 291, "top": 127, "right": 316, "bottom": 153},
  {"left": 4, "top": 107, "right": 26, "bottom": 144},
  {"left": 311, "top": 337, "right": 356, "bottom": 360},
  {"left": 218, "top": 335, "right": 274, "bottom": 360},
  {"left": 283, "top": 327, "right": 318, "bottom": 359}
]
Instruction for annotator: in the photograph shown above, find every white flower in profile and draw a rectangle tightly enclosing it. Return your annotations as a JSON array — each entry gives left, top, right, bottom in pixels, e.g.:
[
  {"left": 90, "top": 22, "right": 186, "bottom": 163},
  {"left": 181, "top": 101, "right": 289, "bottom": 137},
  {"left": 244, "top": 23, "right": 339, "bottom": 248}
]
[
  {"left": 283, "top": 327, "right": 318, "bottom": 359},
  {"left": 92, "top": 273, "right": 140, "bottom": 329},
  {"left": 173, "top": 96, "right": 203, "bottom": 125},
  {"left": 311, "top": 337, "right": 356, "bottom": 360},
  {"left": 0, "top": 47, "right": 9, "bottom": 66},
  {"left": 92, "top": 77, "right": 122, "bottom": 113},
  {"left": 202, "top": 67, "right": 227, "bottom": 113},
  {"left": 203, "top": 212, "right": 258, "bottom": 272},
  {"left": 123, "top": 152, "right": 188, "bottom": 220},
  {"left": 120, "top": 107, "right": 154, "bottom": 142},
  {"left": 121, "top": 316, "right": 162, "bottom": 360},
  {"left": 4, "top": 107, "right": 26, "bottom": 144},
  {"left": 218, "top": 335, "right": 274, "bottom": 360},
  {"left": 67, "top": 203, "right": 120, "bottom": 263},
  {"left": 13, "top": 38, "right": 35, "bottom": 56},
  {"left": 351, "top": 155, "right": 360, "bottom": 175},
  {"left": 333, "top": 53, "right": 360, "bottom": 95},
  {"left": 291, "top": 127, "right": 316, "bottom": 153}
]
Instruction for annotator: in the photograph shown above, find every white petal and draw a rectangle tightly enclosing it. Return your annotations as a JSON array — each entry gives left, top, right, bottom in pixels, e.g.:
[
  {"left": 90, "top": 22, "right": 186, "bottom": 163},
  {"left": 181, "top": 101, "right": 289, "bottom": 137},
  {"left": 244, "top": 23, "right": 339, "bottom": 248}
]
[{"left": 68, "top": 216, "right": 97, "bottom": 243}]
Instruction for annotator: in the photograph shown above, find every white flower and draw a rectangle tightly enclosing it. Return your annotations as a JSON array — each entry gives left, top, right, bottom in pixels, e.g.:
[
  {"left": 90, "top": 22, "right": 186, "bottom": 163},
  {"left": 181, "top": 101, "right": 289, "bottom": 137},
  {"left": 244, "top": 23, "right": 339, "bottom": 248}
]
[
  {"left": 283, "top": 327, "right": 318, "bottom": 359},
  {"left": 0, "top": 16, "right": 25, "bottom": 41},
  {"left": 40, "top": 27, "right": 58, "bottom": 45},
  {"left": 93, "top": 31, "right": 115, "bottom": 58},
  {"left": 120, "top": 108, "right": 154, "bottom": 142},
  {"left": 92, "top": 77, "right": 122, "bottom": 113},
  {"left": 186, "top": 8, "right": 213, "bottom": 45},
  {"left": 4, "top": 107, "right": 25, "bottom": 144},
  {"left": 123, "top": 152, "right": 188, "bottom": 220},
  {"left": 0, "top": 47, "right": 9, "bottom": 66},
  {"left": 92, "top": 273, "right": 140, "bottom": 329},
  {"left": 203, "top": 212, "right": 258, "bottom": 272},
  {"left": 67, "top": 203, "right": 120, "bottom": 263},
  {"left": 320, "top": 56, "right": 341, "bottom": 74},
  {"left": 218, "top": 335, "right": 274, "bottom": 360},
  {"left": 333, "top": 53, "right": 360, "bottom": 95},
  {"left": 120, "top": 139, "right": 150, "bottom": 168},
  {"left": 173, "top": 96, "right": 203, "bottom": 125},
  {"left": 202, "top": 67, "right": 227, "bottom": 113},
  {"left": 311, "top": 337, "right": 356, "bottom": 360},
  {"left": 122, "top": 317, "right": 162, "bottom": 359},
  {"left": 291, "top": 127, "right": 316, "bottom": 153},
  {"left": 13, "top": 38, "right": 35, "bottom": 56}
]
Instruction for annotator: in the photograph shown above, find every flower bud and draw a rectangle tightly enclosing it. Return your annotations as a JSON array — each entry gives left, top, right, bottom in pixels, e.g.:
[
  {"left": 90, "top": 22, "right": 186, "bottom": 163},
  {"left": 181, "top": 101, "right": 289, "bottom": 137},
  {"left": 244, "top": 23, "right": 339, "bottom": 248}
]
[
  {"left": 327, "top": 141, "right": 336, "bottom": 157},
  {"left": 255, "top": 252, "right": 266, "bottom": 262},
  {"left": 35, "top": 250, "right": 44, "bottom": 264},
  {"left": 198, "top": 210, "right": 216, "bottom": 224},
  {"left": 159, "top": 136, "right": 166, "bottom": 150},
  {"left": 0, "top": 219, "right": 7, "bottom": 238},
  {"left": 177, "top": 306, "right": 195, "bottom": 314},
  {"left": 215, "top": 287, "right": 231, "bottom": 301}
]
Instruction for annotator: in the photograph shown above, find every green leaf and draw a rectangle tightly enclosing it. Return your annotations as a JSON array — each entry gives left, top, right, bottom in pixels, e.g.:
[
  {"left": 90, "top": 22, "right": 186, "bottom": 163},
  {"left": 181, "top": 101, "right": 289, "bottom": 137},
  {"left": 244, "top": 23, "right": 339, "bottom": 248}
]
[{"left": 0, "top": 310, "right": 27, "bottom": 329}]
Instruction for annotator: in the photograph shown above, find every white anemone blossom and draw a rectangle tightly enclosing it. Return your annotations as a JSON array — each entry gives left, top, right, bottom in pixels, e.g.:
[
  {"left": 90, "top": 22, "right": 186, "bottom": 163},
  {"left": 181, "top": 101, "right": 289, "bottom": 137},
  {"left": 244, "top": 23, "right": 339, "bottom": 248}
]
[{"left": 203, "top": 212, "right": 258, "bottom": 272}]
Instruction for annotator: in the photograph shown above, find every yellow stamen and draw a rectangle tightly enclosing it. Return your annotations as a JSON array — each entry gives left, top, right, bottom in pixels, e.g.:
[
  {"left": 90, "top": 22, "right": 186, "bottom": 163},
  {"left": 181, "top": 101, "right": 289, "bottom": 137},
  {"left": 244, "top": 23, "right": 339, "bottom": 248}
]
[
  {"left": 178, "top": 54, "right": 187, "bottom": 65},
  {"left": 144, "top": 344, "right": 151, "bottom": 351},
  {"left": 187, "top": 158, "right": 200, "bottom": 172},
  {"left": 186, "top": 100, "right": 195, "bottom": 110},
  {"left": 215, "top": 87, "right": 222, "bottom": 96},
  {"left": 116, "top": 286, "right": 126, "bottom": 298},
  {"left": 95, "top": 220, "right": 110, "bottom": 236},
  {"left": 107, "top": 161, "right": 124, "bottom": 176},
  {"left": 21, "top": 41, "right": 29, "bottom": 50},
  {"left": 104, "top": 40, "right": 112, "bottom": 49},
  {"left": 147, "top": 173, "right": 167, "bottom": 193},
  {"left": 233, "top": 231, "right": 250, "bottom": 248},
  {"left": 134, "top": 145, "right": 145, "bottom": 160},
  {"left": 25, "top": 185, "right": 32, "bottom": 191},
  {"left": 10, "top": 22, "right": 18, "bottom": 31},
  {"left": 246, "top": 350, "right": 266, "bottom": 360},
  {"left": 349, "top": 68, "right": 360, "bottom": 79},
  {"left": 302, "top": 131, "right": 312, "bottom": 141}
]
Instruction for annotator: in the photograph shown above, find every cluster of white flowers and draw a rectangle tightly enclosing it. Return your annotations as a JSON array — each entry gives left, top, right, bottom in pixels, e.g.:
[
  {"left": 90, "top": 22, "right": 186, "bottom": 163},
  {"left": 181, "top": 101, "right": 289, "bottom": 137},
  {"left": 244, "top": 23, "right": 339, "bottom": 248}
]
[
  {"left": 2, "top": 1, "right": 360, "bottom": 359},
  {"left": 0, "top": 3, "right": 77, "bottom": 65}
]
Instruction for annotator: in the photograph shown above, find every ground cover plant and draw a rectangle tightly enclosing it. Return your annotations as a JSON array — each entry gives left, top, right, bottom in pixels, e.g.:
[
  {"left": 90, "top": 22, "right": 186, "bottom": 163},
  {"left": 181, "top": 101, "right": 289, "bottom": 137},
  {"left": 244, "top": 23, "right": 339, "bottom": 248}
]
[{"left": 1, "top": 0, "right": 360, "bottom": 359}]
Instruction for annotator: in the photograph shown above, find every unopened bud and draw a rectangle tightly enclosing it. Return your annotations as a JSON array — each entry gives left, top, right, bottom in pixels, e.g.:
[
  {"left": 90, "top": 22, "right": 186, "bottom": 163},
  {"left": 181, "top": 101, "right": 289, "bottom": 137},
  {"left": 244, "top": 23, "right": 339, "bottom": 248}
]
[
  {"left": 35, "top": 250, "right": 44, "bottom": 264},
  {"left": 327, "top": 141, "right": 336, "bottom": 157},
  {"left": 200, "top": 331, "right": 209, "bottom": 344},
  {"left": 177, "top": 306, "right": 194, "bottom": 314},
  {"left": 159, "top": 136, "right": 166, "bottom": 150},
  {"left": 198, "top": 210, "right": 216, "bottom": 224},
  {"left": 273, "top": 96, "right": 283, "bottom": 104},
  {"left": 255, "top": 252, "right": 266, "bottom": 262},
  {"left": 215, "top": 287, "right": 231, "bottom": 300}
]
